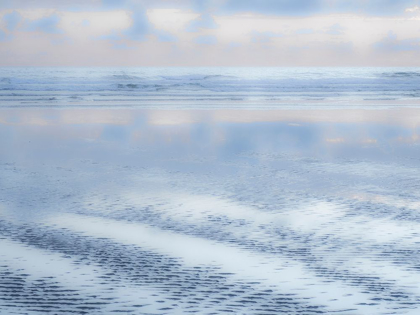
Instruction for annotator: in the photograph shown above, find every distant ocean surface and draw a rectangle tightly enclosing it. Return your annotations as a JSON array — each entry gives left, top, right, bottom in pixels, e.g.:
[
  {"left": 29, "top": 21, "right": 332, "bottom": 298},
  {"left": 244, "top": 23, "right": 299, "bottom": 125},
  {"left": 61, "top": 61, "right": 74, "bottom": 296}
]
[{"left": 1, "top": 67, "right": 420, "bottom": 108}]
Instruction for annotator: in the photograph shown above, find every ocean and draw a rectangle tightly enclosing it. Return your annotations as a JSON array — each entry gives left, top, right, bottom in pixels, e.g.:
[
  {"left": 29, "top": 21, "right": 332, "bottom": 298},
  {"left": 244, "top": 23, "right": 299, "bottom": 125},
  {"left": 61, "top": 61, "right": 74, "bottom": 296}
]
[
  {"left": 1, "top": 67, "right": 420, "bottom": 314},
  {"left": 1, "top": 67, "right": 420, "bottom": 108}
]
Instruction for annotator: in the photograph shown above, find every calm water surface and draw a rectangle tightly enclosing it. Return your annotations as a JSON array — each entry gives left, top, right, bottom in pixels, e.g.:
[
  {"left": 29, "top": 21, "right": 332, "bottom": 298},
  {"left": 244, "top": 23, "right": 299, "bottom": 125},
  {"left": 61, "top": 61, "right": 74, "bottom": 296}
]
[{"left": 1, "top": 107, "right": 420, "bottom": 314}]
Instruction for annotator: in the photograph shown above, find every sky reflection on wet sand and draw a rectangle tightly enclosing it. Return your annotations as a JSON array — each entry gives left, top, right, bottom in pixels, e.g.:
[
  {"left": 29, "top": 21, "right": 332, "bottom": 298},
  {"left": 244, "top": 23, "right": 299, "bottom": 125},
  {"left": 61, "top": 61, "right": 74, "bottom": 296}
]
[{"left": 1, "top": 108, "right": 420, "bottom": 314}]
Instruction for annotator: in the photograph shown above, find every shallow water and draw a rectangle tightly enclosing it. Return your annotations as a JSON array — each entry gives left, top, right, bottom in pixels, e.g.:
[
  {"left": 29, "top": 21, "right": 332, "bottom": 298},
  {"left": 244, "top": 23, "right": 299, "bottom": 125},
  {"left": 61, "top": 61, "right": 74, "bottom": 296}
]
[{"left": 1, "top": 108, "right": 420, "bottom": 314}]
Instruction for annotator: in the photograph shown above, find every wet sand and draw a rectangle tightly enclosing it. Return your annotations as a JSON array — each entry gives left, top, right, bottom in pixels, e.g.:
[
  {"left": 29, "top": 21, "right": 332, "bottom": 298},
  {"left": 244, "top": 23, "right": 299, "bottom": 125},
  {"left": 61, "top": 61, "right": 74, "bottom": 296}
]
[{"left": 1, "top": 108, "right": 420, "bottom": 314}]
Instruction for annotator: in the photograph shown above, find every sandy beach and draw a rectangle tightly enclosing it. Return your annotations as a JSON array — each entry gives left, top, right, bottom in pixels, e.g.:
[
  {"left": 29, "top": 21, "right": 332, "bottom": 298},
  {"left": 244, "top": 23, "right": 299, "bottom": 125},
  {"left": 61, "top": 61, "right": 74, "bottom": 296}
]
[{"left": 1, "top": 106, "right": 420, "bottom": 314}]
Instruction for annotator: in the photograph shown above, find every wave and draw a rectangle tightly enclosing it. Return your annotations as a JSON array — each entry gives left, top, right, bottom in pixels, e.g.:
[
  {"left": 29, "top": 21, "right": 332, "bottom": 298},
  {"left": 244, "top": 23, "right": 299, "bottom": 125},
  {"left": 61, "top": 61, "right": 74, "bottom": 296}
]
[
  {"left": 381, "top": 71, "right": 420, "bottom": 78},
  {"left": 0, "top": 77, "right": 11, "bottom": 84},
  {"left": 1, "top": 67, "right": 420, "bottom": 107},
  {"left": 110, "top": 74, "right": 142, "bottom": 80},
  {"left": 160, "top": 74, "right": 237, "bottom": 81}
]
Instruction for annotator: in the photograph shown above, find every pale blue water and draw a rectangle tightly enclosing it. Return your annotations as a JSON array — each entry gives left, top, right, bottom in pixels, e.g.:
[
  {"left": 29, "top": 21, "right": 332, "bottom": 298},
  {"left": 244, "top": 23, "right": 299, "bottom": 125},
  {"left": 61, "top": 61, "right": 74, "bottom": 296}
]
[
  {"left": 1, "top": 68, "right": 420, "bottom": 314},
  {"left": 1, "top": 67, "right": 420, "bottom": 108}
]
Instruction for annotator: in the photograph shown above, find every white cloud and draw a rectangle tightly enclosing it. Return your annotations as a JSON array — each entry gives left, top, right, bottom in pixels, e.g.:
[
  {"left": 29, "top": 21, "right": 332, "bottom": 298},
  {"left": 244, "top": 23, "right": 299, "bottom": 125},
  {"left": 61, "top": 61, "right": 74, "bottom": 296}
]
[
  {"left": 16, "top": 9, "right": 56, "bottom": 20},
  {"left": 59, "top": 11, "right": 131, "bottom": 39},
  {"left": 147, "top": 9, "right": 199, "bottom": 32},
  {"left": 2, "top": 7, "right": 420, "bottom": 66},
  {"left": 405, "top": 5, "right": 420, "bottom": 13}
]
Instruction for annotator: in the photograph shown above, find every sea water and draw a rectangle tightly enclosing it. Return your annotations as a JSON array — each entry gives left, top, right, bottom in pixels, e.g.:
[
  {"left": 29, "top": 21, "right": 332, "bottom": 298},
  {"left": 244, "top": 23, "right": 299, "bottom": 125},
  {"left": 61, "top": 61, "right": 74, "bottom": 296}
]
[
  {"left": 1, "top": 68, "right": 420, "bottom": 314},
  {"left": 1, "top": 67, "right": 420, "bottom": 108}
]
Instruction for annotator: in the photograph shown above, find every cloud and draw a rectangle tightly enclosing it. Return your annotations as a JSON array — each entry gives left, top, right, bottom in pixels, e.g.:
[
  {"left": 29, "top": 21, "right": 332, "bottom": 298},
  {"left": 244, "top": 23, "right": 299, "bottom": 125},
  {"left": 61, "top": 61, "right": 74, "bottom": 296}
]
[
  {"left": 87, "top": 3, "right": 151, "bottom": 42},
  {"left": 228, "top": 42, "right": 242, "bottom": 48},
  {"left": 194, "top": 34, "right": 217, "bottom": 45},
  {"left": 405, "top": 5, "right": 420, "bottom": 12},
  {"left": 296, "top": 28, "right": 315, "bottom": 35},
  {"left": 186, "top": 13, "right": 218, "bottom": 32},
  {"left": 296, "top": 28, "right": 316, "bottom": 35},
  {"left": 125, "top": 6, "right": 182, "bottom": 43},
  {"left": 95, "top": 31, "right": 121, "bottom": 41},
  {"left": 2, "top": 0, "right": 420, "bottom": 66},
  {"left": 325, "top": 23, "right": 345, "bottom": 35},
  {"left": 375, "top": 31, "right": 420, "bottom": 51},
  {"left": 26, "top": 14, "right": 63, "bottom": 34},
  {"left": 0, "top": 0, "right": 102, "bottom": 10},
  {"left": 123, "top": 5, "right": 150, "bottom": 41},
  {"left": 251, "top": 31, "right": 283, "bottom": 43},
  {"left": 3, "top": 11, "right": 22, "bottom": 31},
  {"left": 2, "top": 0, "right": 420, "bottom": 16},
  {"left": 112, "top": 43, "right": 135, "bottom": 50}
]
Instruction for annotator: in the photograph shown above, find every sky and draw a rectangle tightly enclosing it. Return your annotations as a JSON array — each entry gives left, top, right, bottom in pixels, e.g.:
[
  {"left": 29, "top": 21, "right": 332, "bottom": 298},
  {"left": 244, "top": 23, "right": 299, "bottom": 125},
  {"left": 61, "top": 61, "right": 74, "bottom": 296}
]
[{"left": 1, "top": 0, "right": 420, "bottom": 66}]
